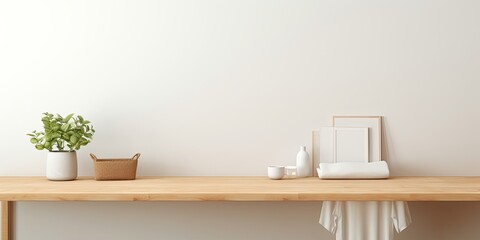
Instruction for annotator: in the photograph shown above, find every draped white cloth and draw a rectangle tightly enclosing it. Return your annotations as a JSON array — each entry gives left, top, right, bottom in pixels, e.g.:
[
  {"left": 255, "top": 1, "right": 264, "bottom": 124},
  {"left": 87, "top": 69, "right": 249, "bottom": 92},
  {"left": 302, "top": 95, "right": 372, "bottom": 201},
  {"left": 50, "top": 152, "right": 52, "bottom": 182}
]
[{"left": 320, "top": 201, "right": 411, "bottom": 240}]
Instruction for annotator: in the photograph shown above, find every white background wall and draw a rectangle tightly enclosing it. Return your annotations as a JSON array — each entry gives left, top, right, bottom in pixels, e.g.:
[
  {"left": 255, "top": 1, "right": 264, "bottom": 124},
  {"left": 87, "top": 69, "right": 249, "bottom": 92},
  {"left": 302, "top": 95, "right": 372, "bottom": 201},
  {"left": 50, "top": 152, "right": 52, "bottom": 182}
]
[{"left": 1, "top": 0, "right": 479, "bottom": 239}]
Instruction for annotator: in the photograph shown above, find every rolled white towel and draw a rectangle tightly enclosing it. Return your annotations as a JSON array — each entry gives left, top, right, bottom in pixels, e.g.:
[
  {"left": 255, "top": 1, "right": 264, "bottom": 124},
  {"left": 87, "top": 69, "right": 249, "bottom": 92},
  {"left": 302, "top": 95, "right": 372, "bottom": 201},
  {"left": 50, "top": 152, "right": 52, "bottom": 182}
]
[{"left": 317, "top": 161, "right": 390, "bottom": 179}]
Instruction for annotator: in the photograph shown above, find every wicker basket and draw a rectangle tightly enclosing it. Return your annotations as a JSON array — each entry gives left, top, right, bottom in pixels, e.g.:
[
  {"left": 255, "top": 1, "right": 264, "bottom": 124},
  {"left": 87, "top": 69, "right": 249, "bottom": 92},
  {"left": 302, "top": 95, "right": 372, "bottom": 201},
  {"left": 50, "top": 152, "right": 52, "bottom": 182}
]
[{"left": 90, "top": 153, "right": 140, "bottom": 181}]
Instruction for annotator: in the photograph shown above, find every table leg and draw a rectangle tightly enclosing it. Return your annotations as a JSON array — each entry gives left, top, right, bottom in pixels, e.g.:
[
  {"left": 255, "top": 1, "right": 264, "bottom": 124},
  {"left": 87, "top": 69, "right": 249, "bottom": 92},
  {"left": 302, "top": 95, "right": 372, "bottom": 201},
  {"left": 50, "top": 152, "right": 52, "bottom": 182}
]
[{"left": 1, "top": 201, "right": 14, "bottom": 240}]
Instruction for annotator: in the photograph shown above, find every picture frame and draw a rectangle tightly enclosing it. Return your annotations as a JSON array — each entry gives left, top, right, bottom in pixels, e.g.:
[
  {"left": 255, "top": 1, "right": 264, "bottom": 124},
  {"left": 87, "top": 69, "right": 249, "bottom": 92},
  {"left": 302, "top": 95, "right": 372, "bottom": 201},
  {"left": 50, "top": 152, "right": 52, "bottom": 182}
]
[
  {"left": 333, "top": 116, "right": 383, "bottom": 161},
  {"left": 312, "top": 127, "right": 334, "bottom": 176},
  {"left": 333, "top": 127, "right": 369, "bottom": 163}
]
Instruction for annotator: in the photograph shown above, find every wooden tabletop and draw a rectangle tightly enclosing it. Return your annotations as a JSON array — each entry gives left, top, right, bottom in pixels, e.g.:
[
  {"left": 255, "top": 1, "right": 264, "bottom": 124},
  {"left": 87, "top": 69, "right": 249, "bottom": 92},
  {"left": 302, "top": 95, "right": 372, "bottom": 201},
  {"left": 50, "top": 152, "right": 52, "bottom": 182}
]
[{"left": 0, "top": 176, "right": 479, "bottom": 201}]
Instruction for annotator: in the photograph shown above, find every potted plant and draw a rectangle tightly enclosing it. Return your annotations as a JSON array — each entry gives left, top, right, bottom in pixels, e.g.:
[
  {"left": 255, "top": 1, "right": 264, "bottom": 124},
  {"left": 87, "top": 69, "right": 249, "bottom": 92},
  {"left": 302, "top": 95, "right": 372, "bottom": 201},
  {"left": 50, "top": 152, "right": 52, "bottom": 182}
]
[{"left": 27, "top": 112, "right": 95, "bottom": 181}]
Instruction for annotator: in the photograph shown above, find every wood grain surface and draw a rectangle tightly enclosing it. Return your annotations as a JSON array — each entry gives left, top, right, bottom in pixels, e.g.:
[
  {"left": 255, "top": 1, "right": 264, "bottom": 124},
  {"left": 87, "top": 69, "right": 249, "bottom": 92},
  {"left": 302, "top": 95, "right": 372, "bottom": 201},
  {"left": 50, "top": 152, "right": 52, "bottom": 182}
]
[
  {"left": 1, "top": 201, "right": 13, "bottom": 240},
  {"left": 1, "top": 176, "right": 480, "bottom": 201}
]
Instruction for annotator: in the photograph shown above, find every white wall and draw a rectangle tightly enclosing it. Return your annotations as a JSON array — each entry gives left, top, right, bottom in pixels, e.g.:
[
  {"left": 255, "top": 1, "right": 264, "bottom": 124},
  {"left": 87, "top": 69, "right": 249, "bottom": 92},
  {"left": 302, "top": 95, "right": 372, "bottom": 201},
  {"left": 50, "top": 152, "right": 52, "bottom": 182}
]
[{"left": 1, "top": 0, "right": 479, "bottom": 239}]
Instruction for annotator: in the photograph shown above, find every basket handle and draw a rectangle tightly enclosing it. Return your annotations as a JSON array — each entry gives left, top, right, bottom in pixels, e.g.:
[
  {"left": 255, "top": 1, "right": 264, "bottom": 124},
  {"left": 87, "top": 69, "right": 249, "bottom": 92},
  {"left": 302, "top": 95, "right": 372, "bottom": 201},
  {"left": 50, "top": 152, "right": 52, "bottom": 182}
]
[
  {"left": 90, "top": 153, "right": 98, "bottom": 161},
  {"left": 132, "top": 153, "right": 141, "bottom": 161}
]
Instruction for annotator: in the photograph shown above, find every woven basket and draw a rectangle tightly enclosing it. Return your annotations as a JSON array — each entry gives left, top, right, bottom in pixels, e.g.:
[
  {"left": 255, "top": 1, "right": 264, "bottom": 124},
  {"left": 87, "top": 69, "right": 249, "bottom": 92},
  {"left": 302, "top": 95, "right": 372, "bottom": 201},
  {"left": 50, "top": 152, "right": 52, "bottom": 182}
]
[{"left": 91, "top": 153, "right": 140, "bottom": 181}]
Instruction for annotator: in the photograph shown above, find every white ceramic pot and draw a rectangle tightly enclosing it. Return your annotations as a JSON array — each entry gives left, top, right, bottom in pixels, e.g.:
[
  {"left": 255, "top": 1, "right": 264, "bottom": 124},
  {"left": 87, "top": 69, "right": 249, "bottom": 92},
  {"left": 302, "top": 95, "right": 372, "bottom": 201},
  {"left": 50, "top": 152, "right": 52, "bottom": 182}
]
[{"left": 46, "top": 151, "right": 78, "bottom": 181}]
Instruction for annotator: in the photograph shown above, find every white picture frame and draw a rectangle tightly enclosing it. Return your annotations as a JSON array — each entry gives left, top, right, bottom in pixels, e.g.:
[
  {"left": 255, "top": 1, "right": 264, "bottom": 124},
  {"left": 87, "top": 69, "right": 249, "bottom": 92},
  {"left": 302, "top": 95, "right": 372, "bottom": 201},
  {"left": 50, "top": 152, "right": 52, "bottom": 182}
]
[
  {"left": 312, "top": 127, "right": 334, "bottom": 176},
  {"left": 333, "top": 127, "right": 369, "bottom": 163},
  {"left": 333, "top": 116, "right": 383, "bottom": 162}
]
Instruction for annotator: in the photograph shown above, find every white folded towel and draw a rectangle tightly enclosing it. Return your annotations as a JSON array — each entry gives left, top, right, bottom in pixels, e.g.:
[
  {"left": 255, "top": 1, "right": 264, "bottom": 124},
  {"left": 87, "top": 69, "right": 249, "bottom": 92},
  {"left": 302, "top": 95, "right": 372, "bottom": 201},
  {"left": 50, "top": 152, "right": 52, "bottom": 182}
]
[{"left": 317, "top": 161, "right": 390, "bottom": 179}]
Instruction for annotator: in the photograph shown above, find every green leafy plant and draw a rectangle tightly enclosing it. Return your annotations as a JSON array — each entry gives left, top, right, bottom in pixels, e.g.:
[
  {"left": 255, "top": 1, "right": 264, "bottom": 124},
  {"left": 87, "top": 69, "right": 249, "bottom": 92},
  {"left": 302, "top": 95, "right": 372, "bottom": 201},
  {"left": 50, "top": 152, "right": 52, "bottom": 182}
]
[{"left": 27, "top": 112, "right": 95, "bottom": 152}]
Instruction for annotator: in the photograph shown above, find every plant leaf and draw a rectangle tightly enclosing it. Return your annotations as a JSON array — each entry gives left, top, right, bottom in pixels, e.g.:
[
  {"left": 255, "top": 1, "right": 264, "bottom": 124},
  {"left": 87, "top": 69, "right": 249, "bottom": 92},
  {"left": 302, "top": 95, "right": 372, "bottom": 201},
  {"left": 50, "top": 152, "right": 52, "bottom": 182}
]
[
  {"left": 35, "top": 144, "right": 44, "bottom": 150},
  {"left": 70, "top": 135, "right": 78, "bottom": 144},
  {"left": 52, "top": 124, "right": 60, "bottom": 131},
  {"left": 64, "top": 113, "right": 74, "bottom": 123},
  {"left": 30, "top": 138, "right": 38, "bottom": 144},
  {"left": 78, "top": 115, "right": 84, "bottom": 123},
  {"left": 80, "top": 139, "right": 90, "bottom": 146},
  {"left": 61, "top": 123, "right": 69, "bottom": 132},
  {"left": 57, "top": 142, "right": 64, "bottom": 150}
]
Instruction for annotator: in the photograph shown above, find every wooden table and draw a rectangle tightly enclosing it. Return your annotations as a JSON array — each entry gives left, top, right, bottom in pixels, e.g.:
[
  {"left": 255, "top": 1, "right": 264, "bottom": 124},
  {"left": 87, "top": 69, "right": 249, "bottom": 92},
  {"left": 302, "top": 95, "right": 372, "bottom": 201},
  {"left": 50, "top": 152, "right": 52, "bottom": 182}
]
[{"left": 2, "top": 176, "right": 480, "bottom": 240}]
